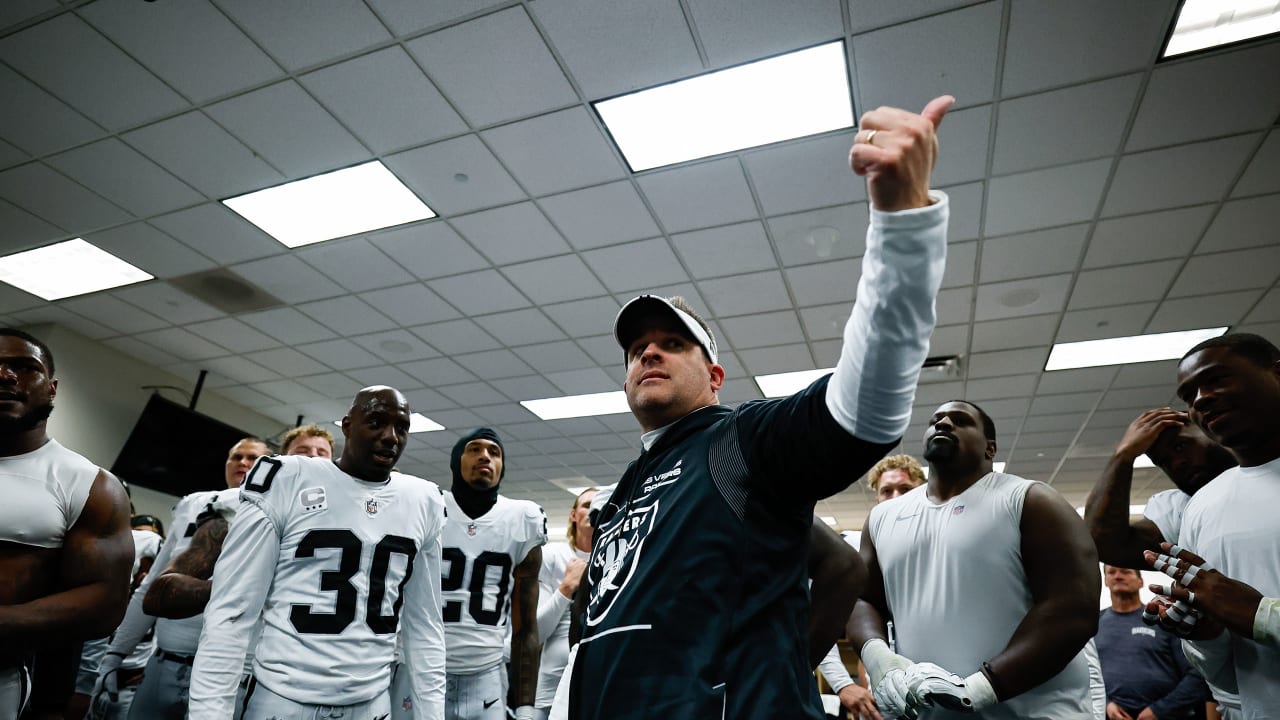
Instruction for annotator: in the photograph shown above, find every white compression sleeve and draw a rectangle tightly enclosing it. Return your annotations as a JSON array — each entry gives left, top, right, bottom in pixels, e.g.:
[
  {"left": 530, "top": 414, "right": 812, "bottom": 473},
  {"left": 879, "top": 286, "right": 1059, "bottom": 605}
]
[
  {"left": 826, "top": 193, "right": 949, "bottom": 443},
  {"left": 817, "top": 644, "right": 855, "bottom": 693}
]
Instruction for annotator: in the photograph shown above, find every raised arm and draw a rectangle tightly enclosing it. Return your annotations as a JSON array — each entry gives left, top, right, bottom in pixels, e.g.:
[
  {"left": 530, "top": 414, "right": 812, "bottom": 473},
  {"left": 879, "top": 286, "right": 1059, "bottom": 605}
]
[
  {"left": 808, "top": 521, "right": 865, "bottom": 668},
  {"left": 510, "top": 545, "right": 543, "bottom": 717},
  {"left": 0, "top": 470, "right": 132, "bottom": 643},
  {"left": 1086, "top": 409, "right": 1183, "bottom": 567},
  {"left": 537, "top": 556, "right": 583, "bottom": 643},
  {"left": 188, "top": 502, "right": 279, "bottom": 720},
  {"left": 401, "top": 528, "right": 446, "bottom": 720},
  {"left": 143, "top": 516, "right": 227, "bottom": 619}
]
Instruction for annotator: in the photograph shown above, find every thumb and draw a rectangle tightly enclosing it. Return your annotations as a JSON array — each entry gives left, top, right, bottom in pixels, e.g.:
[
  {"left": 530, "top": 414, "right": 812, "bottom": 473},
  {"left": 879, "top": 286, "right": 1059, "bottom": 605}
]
[{"left": 920, "top": 95, "right": 956, "bottom": 129}]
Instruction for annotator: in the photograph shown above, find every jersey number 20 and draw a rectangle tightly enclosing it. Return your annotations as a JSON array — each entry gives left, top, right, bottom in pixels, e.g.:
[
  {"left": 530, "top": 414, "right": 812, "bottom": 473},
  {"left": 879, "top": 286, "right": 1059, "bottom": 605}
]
[
  {"left": 441, "top": 549, "right": 512, "bottom": 626},
  {"left": 291, "top": 529, "right": 418, "bottom": 635}
]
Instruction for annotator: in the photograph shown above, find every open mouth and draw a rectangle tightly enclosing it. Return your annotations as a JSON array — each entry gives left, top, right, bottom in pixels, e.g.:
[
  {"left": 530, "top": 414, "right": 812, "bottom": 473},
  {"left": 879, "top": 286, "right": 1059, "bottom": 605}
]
[{"left": 372, "top": 449, "right": 399, "bottom": 464}]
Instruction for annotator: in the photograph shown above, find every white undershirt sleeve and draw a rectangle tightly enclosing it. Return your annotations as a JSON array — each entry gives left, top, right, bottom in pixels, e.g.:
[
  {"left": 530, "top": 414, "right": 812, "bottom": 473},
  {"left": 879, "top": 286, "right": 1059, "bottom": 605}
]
[
  {"left": 817, "top": 644, "right": 855, "bottom": 693},
  {"left": 402, "top": 529, "right": 446, "bottom": 720},
  {"left": 537, "top": 579, "right": 572, "bottom": 644},
  {"left": 826, "top": 193, "right": 949, "bottom": 444},
  {"left": 102, "top": 532, "right": 173, "bottom": 661},
  {"left": 188, "top": 502, "right": 279, "bottom": 720}
]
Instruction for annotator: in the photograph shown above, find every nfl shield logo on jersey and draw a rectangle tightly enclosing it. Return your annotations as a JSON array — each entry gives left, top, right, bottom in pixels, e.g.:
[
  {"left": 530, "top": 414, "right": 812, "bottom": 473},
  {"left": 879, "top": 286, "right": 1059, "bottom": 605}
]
[
  {"left": 366, "top": 498, "right": 380, "bottom": 516},
  {"left": 466, "top": 522, "right": 477, "bottom": 536}
]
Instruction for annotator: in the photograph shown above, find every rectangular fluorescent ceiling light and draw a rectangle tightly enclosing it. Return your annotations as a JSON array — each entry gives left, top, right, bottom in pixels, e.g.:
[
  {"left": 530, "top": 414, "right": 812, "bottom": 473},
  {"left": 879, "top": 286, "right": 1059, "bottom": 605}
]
[
  {"left": 820, "top": 516, "right": 837, "bottom": 526},
  {"left": 594, "top": 41, "right": 853, "bottom": 171},
  {"left": 521, "top": 391, "right": 630, "bottom": 420},
  {"left": 1163, "top": 0, "right": 1280, "bottom": 58},
  {"left": 755, "top": 368, "right": 833, "bottom": 398},
  {"left": 1135, "top": 455, "right": 1157, "bottom": 469},
  {"left": 332, "top": 412, "right": 443, "bottom": 433},
  {"left": 223, "top": 161, "right": 435, "bottom": 248},
  {"left": 0, "top": 238, "right": 153, "bottom": 301},
  {"left": 1045, "top": 327, "right": 1228, "bottom": 371}
]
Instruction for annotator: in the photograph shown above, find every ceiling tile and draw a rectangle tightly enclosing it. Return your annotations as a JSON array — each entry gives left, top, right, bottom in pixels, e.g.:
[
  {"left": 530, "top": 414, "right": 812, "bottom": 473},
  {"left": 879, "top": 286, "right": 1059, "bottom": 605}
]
[
  {"left": 491, "top": 375, "right": 564, "bottom": 403},
  {"left": 483, "top": 108, "right": 626, "bottom": 195},
  {"left": 637, "top": 159, "right": 758, "bottom": 233},
  {"left": 1099, "top": 385, "right": 1176, "bottom": 410},
  {"left": 112, "top": 282, "right": 224, "bottom": 325},
  {"left": 358, "top": 329, "right": 443, "bottom": 363},
  {"left": 400, "top": 357, "right": 478, "bottom": 386},
  {"left": 944, "top": 240, "right": 978, "bottom": 289},
  {"left": 979, "top": 225, "right": 1088, "bottom": 282},
  {"left": 967, "top": 373, "right": 1038, "bottom": 401},
  {"left": 767, "top": 203, "right": 869, "bottom": 267},
  {"left": 970, "top": 315, "right": 1058, "bottom": 352},
  {"left": 718, "top": 310, "right": 806, "bottom": 349},
  {"left": 519, "top": 340, "right": 597, "bottom": 373},
  {"left": 297, "top": 237, "right": 415, "bottom": 293},
  {"left": 1103, "top": 135, "right": 1259, "bottom": 217},
  {"left": 1234, "top": 130, "right": 1280, "bottom": 197},
  {"left": 671, "top": 221, "right": 776, "bottom": 280},
  {"left": 437, "top": 381, "right": 510, "bottom": 407},
  {"left": 0, "top": 14, "right": 185, "bottom": 130},
  {"left": 11, "top": 304, "right": 114, "bottom": 339},
  {"left": 296, "top": 296, "right": 399, "bottom": 336},
  {"left": 0, "top": 2, "right": 60, "bottom": 36},
  {"left": 122, "top": 112, "right": 286, "bottom": 198},
  {"left": 184, "top": 317, "right": 281, "bottom": 353},
  {"left": 214, "top": 0, "right": 391, "bottom": 71},
  {"left": 0, "top": 162, "right": 129, "bottom": 233},
  {"left": 58, "top": 294, "right": 168, "bottom": 334},
  {"left": 546, "top": 367, "right": 619, "bottom": 394},
  {"left": 296, "top": 338, "right": 384, "bottom": 370},
  {"left": 359, "top": 283, "right": 461, "bottom": 326},
  {"left": 82, "top": 223, "right": 215, "bottom": 279},
  {"left": 248, "top": 379, "right": 326, "bottom": 405},
  {"left": 785, "top": 259, "right": 860, "bottom": 307},
  {"left": 743, "top": 132, "right": 864, "bottom": 216},
  {"left": 385, "top": 135, "right": 525, "bottom": 216},
  {"left": 1147, "top": 290, "right": 1261, "bottom": 332},
  {"left": 1113, "top": 359, "right": 1179, "bottom": 389},
  {"left": 974, "top": 273, "right": 1072, "bottom": 321},
  {"left": 538, "top": 181, "right": 660, "bottom": 251},
  {"left": 81, "top": 0, "right": 281, "bottom": 103},
  {"left": 1126, "top": 43, "right": 1280, "bottom": 152},
  {"left": 451, "top": 202, "right": 571, "bottom": 264},
  {"left": 0, "top": 138, "right": 27, "bottom": 170},
  {"left": 1083, "top": 206, "right": 1214, "bottom": 268},
  {"left": 470, "top": 308, "right": 567, "bottom": 346},
  {"left": 737, "top": 344, "right": 815, "bottom": 374},
  {"left": 930, "top": 105, "right": 991, "bottom": 187},
  {"left": 46, "top": 138, "right": 202, "bottom": 217},
  {"left": 1170, "top": 246, "right": 1280, "bottom": 298},
  {"left": 0, "top": 64, "right": 101, "bottom": 157},
  {"left": 852, "top": 2, "right": 1000, "bottom": 111},
  {"left": 406, "top": 7, "right": 576, "bottom": 127},
  {"left": 134, "top": 326, "right": 228, "bottom": 361},
  {"left": 347, "top": 364, "right": 426, "bottom": 394},
  {"left": 450, "top": 349, "right": 535, "bottom": 380},
  {"left": 102, "top": 336, "right": 180, "bottom": 367},
  {"left": 985, "top": 159, "right": 1111, "bottom": 236},
  {"left": 530, "top": 0, "right": 702, "bottom": 98},
  {"left": 846, "top": 0, "right": 982, "bottom": 33},
  {"left": 935, "top": 286, "right": 973, "bottom": 327},
  {"left": 993, "top": 74, "right": 1141, "bottom": 174},
  {"left": 206, "top": 81, "right": 368, "bottom": 178},
  {"left": 964, "top": 346, "right": 1047, "bottom": 379},
  {"left": 799, "top": 303, "right": 849, "bottom": 342},
  {"left": 1055, "top": 303, "right": 1157, "bottom": 343},
  {"left": 502, "top": 255, "right": 607, "bottom": 305},
  {"left": 363, "top": 0, "right": 508, "bottom": 35},
  {"left": 1199, "top": 194, "right": 1280, "bottom": 253},
  {"left": 229, "top": 254, "right": 346, "bottom": 303},
  {"left": 295, "top": 371, "right": 364, "bottom": 398},
  {"left": 1067, "top": 260, "right": 1180, "bottom": 310},
  {"left": 200, "top": 355, "right": 281, "bottom": 386},
  {"left": 411, "top": 319, "right": 500, "bottom": 355},
  {"left": 699, "top": 269, "right": 792, "bottom": 316},
  {"left": 239, "top": 307, "right": 339, "bottom": 345},
  {"left": 300, "top": 47, "right": 466, "bottom": 154},
  {"left": 1029, "top": 390, "right": 1099, "bottom": 415},
  {"left": 428, "top": 269, "right": 530, "bottom": 315},
  {"left": 542, "top": 297, "right": 622, "bottom": 339},
  {"left": 582, "top": 238, "right": 690, "bottom": 293},
  {"left": 367, "top": 221, "right": 490, "bottom": 280},
  {"left": 941, "top": 182, "right": 982, "bottom": 243},
  {"left": 1001, "top": 0, "right": 1172, "bottom": 95},
  {"left": 688, "top": 0, "right": 841, "bottom": 67}
]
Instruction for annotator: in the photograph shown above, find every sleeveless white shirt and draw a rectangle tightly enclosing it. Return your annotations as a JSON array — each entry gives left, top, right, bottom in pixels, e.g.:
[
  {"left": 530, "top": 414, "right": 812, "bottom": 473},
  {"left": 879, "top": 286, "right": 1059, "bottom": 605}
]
[{"left": 0, "top": 439, "right": 99, "bottom": 548}]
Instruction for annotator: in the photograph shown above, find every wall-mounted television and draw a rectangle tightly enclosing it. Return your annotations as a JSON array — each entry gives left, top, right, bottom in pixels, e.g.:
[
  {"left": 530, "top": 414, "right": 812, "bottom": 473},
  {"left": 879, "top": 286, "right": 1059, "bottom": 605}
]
[{"left": 111, "top": 394, "right": 257, "bottom": 497}]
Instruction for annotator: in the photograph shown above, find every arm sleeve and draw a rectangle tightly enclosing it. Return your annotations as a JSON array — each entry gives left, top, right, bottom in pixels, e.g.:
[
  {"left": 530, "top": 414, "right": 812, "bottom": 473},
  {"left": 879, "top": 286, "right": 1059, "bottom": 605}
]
[
  {"left": 1150, "top": 635, "right": 1211, "bottom": 718},
  {"left": 817, "top": 644, "right": 855, "bottom": 693},
  {"left": 537, "top": 578, "right": 572, "bottom": 644},
  {"left": 104, "top": 514, "right": 186, "bottom": 660},
  {"left": 1083, "top": 639, "right": 1107, "bottom": 719},
  {"left": 187, "top": 501, "right": 279, "bottom": 720},
  {"left": 826, "top": 193, "right": 948, "bottom": 444},
  {"left": 402, "top": 515, "right": 446, "bottom": 720}
]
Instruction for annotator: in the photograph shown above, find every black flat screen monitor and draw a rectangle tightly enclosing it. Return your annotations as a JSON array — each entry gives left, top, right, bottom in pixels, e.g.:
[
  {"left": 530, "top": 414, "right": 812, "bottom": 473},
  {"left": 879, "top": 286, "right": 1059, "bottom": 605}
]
[{"left": 111, "top": 394, "right": 256, "bottom": 497}]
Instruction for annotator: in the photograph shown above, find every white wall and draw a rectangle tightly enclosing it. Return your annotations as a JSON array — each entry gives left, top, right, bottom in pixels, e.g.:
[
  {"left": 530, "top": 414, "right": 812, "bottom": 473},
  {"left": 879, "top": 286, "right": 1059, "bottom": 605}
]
[{"left": 26, "top": 323, "right": 283, "bottom": 531}]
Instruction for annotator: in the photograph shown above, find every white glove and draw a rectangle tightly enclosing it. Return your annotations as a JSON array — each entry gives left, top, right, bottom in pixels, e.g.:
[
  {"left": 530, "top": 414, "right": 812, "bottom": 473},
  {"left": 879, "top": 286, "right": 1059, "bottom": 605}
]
[
  {"left": 904, "top": 663, "right": 998, "bottom": 713},
  {"left": 861, "top": 638, "right": 920, "bottom": 719},
  {"left": 91, "top": 652, "right": 125, "bottom": 704},
  {"left": 514, "top": 706, "right": 536, "bottom": 720}
]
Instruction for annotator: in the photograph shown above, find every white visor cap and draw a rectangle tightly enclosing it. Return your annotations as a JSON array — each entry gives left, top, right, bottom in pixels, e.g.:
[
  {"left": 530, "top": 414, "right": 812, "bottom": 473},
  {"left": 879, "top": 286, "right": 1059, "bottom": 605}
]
[{"left": 613, "top": 295, "right": 718, "bottom": 365}]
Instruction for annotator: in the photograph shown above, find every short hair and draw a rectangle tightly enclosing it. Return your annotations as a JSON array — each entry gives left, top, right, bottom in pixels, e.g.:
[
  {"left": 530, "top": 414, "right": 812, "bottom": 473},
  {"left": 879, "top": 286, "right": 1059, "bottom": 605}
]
[
  {"left": 567, "top": 486, "right": 599, "bottom": 540},
  {"left": 1104, "top": 564, "right": 1140, "bottom": 578},
  {"left": 867, "top": 454, "right": 926, "bottom": 492},
  {"left": 230, "top": 436, "right": 268, "bottom": 454},
  {"left": 131, "top": 514, "right": 165, "bottom": 538},
  {"left": 0, "top": 328, "right": 55, "bottom": 375},
  {"left": 281, "top": 424, "right": 335, "bottom": 454},
  {"left": 942, "top": 399, "right": 997, "bottom": 442},
  {"left": 667, "top": 296, "right": 716, "bottom": 363},
  {"left": 1182, "top": 332, "right": 1280, "bottom": 368}
]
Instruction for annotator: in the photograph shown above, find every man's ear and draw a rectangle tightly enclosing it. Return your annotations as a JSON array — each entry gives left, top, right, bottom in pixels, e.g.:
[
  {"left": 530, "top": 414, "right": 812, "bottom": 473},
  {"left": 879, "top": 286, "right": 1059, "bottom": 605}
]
[
  {"left": 986, "top": 440, "right": 997, "bottom": 460},
  {"left": 708, "top": 363, "right": 725, "bottom": 393},
  {"left": 48, "top": 377, "right": 57, "bottom": 399}
]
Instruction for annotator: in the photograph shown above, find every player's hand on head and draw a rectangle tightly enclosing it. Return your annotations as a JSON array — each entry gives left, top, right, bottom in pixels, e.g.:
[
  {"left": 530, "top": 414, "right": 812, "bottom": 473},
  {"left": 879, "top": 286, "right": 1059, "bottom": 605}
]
[
  {"left": 1116, "top": 408, "right": 1185, "bottom": 462},
  {"left": 849, "top": 95, "right": 954, "bottom": 212}
]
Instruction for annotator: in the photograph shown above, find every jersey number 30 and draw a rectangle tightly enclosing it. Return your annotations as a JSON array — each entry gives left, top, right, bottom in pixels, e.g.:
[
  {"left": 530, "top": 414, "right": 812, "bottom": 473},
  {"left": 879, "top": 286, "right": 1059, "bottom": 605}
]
[{"left": 291, "top": 529, "right": 418, "bottom": 635}]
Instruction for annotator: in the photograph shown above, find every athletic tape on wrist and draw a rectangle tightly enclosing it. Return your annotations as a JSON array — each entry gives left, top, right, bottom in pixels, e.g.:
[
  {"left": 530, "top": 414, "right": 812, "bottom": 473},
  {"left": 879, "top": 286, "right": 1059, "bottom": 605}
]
[{"left": 980, "top": 662, "right": 1008, "bottom": 701}]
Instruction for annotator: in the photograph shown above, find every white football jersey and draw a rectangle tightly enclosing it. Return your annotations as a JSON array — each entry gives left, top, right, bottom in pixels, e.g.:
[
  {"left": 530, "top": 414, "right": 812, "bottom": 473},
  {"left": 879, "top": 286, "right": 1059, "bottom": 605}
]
[
  {"left": 190, "top": 455, "right": 447, "bottom": 718},
  {"left": 440, "top": 492, "right": 547, "bottom": 672}
]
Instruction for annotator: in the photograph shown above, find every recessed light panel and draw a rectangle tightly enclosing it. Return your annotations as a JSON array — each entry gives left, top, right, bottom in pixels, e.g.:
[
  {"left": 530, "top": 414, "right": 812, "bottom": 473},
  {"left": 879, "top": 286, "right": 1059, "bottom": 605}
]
[
  {"left": 1163, "top": 0, "right": 1280, "bottom": 57},
  {"left": 521, "top": 391, "right": 630, "bottom": 420},
  {"left": 223, "top": 161, "right": 435, "bottom": 248},
  {"left": 0, "top": 239, "right": 153, "bottom": 301},
  {"left": 755, "top": 368, "right": 833, "bottom": 398},
  {"left": 1045, "top": 328, "right": 1228, "bottom": 371},
  {"left": 595, "top": 41, "right": 854, "bottom": 171}
]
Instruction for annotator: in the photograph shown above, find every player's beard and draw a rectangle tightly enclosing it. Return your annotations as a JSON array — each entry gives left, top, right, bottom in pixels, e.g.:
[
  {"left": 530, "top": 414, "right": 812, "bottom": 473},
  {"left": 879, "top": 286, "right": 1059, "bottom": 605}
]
[
  {"left": 0, "top": 399, "right": 54, "bottom": 433},
  {"left": 923, "top": 435, "right": 956, "bottom": 465}
]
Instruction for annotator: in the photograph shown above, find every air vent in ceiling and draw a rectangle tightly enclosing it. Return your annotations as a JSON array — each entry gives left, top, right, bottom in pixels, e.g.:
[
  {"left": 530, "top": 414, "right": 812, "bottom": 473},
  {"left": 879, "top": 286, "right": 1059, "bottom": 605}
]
[{"left": 169, "top": 269, "right": 283, "bottom": 315}]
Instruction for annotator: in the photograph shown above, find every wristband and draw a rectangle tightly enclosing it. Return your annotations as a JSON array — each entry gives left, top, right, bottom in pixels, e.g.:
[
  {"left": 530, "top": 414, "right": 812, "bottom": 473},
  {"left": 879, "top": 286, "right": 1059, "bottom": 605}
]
[
  {"left": 980, "top": 661, "right": 1008, "bottom": 701},
  {"left": 514, "top": 705, "right": 536, "bottom": 720},
  {"left": 962, "top": 669, "right": 999, "bottom": 708}
]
